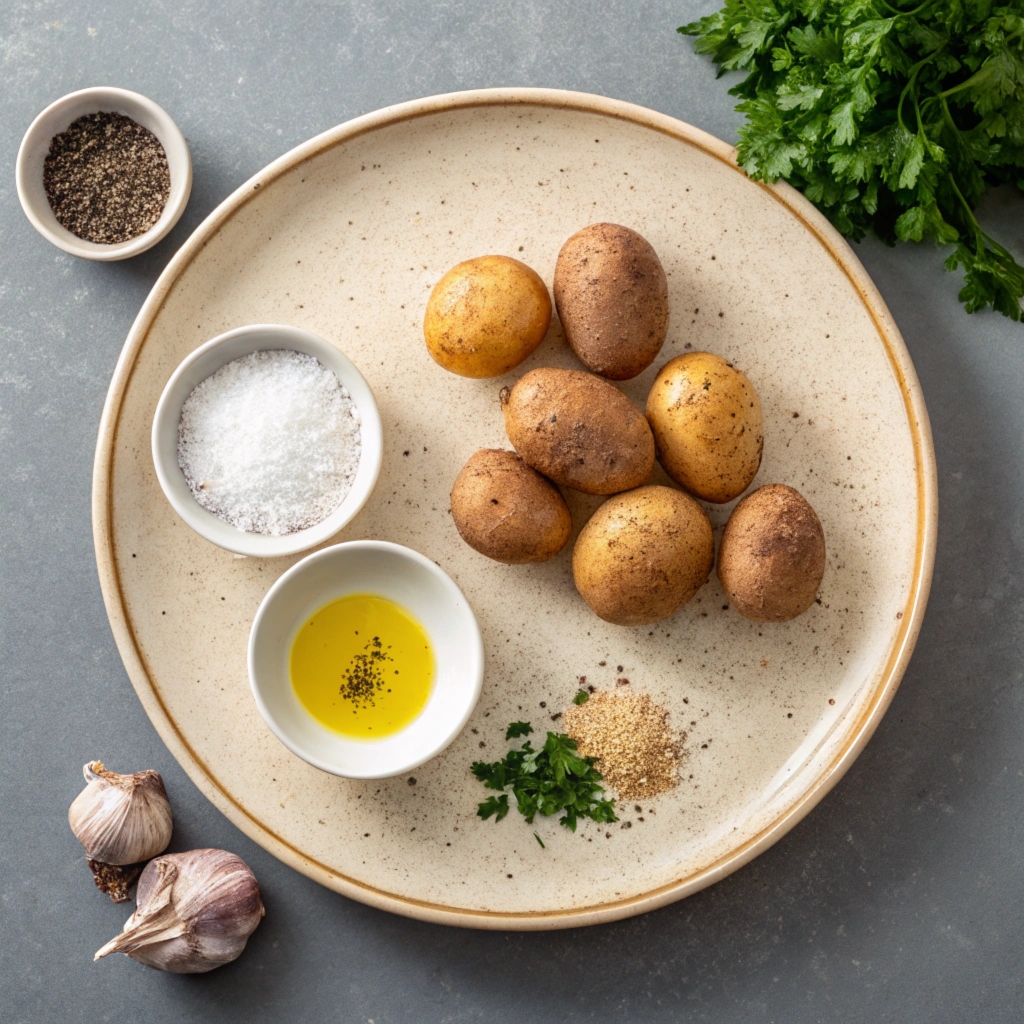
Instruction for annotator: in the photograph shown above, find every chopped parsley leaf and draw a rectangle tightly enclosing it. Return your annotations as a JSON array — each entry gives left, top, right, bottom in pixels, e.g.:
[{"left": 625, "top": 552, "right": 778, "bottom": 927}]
[{"left": 472, "top": 723, "right": 618, "bottom": 833}]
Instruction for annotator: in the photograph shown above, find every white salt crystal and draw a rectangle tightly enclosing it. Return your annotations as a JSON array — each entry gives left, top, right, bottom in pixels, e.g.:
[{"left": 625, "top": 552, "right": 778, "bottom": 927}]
[{"left": 177, "top": 349, "right": 362, "bottom": 536}]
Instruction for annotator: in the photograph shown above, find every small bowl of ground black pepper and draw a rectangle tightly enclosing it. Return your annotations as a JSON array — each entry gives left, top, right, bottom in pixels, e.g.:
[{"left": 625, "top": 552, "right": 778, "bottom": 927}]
[{"left": 16, "top": 87, "right": 191, "bottom": 260}]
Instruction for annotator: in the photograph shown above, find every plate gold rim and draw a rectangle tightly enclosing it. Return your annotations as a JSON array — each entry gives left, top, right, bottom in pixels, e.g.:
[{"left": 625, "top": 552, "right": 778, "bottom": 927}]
[{"left": 91, "top": 87, "right": 938, "bottom": 930}]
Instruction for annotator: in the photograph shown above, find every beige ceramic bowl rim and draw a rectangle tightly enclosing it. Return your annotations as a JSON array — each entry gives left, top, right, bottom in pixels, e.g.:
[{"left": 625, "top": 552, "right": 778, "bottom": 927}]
[
  {"left": 91, "top": 88, "right": 938, "bottom": 931},
  {"left": 150, "top": 322, "right": 384, "bottom": 557},
  {"left": 247, "top": 539, "right": 485, "bottom": 778},
  {"left": 16, "top": 86, "right": 192, "bottom": 261}
]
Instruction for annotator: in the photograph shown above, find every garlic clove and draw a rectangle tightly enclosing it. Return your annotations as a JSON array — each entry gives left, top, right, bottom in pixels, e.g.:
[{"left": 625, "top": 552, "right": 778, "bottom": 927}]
[
  {"left": 94, "top": 849, "right": 265, "bottom": 973},
  {"left": 68, "top": 760, "right": 173, "bottom": 867}
]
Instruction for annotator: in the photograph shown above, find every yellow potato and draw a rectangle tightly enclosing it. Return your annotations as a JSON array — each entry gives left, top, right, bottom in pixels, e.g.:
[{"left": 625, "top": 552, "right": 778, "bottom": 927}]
[
  {"left": 717, "top": 484, "right": 825, "bottom": 622},
  {"left": 572, "top": 485, "right": 714, "bottom": 625},
  {"left": 450, "top": 449, "right": 571, "bottom": 564},
  {"left": 554, "top": 223, "right": 669, "bottom": 380},
  {"left": 501, "top": 367, "right": 654, "bottom": 495},
  {"left": 423, "top": 255, "right": 552, "bottom": 378},
  {"left": 646, "top": 351, "right": 763, "bottom": 503}
]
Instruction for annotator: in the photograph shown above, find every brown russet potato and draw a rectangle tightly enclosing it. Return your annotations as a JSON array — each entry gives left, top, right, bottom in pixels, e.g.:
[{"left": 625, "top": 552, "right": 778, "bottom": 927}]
[
  {"left": 646, "top": 351, "right": 763, "bottom": 504},
  {"left": 717, "top": 484, "right": 825, "bottom": 622},
  {"left": 553, "top": 223, "right": 669, "bottom": 380},
  {"left": 450, "top": 449, "right": 572, "bottom": 564},
  {"left": 500, "top": 367, "right": 654, "bottom": 495},
  {"left": 423, "top": 255, "right": 552, "bottom": 378},
  {"left": 572, "top": 485, "right": 714, "bottom": 625}
]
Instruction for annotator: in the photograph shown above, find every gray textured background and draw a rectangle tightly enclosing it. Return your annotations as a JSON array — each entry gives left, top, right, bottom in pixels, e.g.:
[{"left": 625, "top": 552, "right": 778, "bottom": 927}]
[{"left": 3, "top": 2, "right": 1023, "bottom": 1021}]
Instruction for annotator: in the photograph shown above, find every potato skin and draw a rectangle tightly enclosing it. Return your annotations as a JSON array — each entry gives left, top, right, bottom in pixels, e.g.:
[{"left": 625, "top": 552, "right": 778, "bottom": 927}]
[
  {"left": 424, "top": 256, "right": 552, "bottom": 378},
  {"left": 553, "top": 223, "right": 669, "bottom": 380},
  {"left": 717, "top": 484, "right": 825, "bottom": 622},
  {"left": 572, "top": 485, "right": 714, "bottom": 626},
  {"left": 451, "top": 449, "right": 571, "bottom": 564},
  {"left": 646, "top": 351, "right": 763, "bottom": 504},
  {"left": 501, "top": 367, "right": 655, "bottom": 495}
]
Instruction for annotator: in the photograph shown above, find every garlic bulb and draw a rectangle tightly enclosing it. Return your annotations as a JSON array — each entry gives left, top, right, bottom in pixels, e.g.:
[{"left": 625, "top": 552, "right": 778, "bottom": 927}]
[
  {"left": 94, "top": 849, "right": 265, "bottom": 973},
  {"left": 69, "top": 761, "right": 173, "bottom": 866}
]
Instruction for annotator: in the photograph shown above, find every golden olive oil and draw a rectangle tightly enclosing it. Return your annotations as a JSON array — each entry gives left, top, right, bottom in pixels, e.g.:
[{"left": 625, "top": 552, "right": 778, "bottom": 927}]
[{"left": 290, "top": 593, "right": 434, "bottom": 739}]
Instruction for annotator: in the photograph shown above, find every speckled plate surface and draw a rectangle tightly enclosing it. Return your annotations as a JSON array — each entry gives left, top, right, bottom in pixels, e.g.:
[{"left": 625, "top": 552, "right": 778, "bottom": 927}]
[{"left": 93, "top": 89, "right": 937, "bottom": 930}]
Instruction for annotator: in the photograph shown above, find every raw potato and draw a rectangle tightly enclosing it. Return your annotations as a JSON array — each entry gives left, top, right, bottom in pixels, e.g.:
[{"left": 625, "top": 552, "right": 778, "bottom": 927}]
[
  {"left": 553, "top": 223, "right": 669, "bottom": 380},
  {"left": 423, "top": 255, "right": 552, "bottom": 378},
  {"left": 501, "top": 367, "right": 654, "bottom": 495},
  {"left": 572, "top": 485, "right": 714, "bottom": 625},
  {"left": 450, "top": 449, "right": 572, "bottom": 564},
  {"left": 717, "top": 484, "right": 825, "bottom": 622},
  {"left": 646, "top": 351, "right": 763, "bottom": 503}
]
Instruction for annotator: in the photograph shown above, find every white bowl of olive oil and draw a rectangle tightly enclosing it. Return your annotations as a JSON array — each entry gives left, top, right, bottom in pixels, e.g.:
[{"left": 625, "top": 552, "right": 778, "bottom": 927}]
[{"left": 248, "top": 540, "right": 484, "bottom": 779}]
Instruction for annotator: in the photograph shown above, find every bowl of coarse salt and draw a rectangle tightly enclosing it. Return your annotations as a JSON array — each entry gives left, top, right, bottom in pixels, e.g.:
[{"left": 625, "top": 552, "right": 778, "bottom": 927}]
[{"left": 152, "top": 324, "right": 383, "bottom": 557}]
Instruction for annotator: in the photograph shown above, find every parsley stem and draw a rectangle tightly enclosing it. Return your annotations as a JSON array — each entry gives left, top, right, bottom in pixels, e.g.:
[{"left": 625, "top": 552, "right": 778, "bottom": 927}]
[
  {"left": 947, "top": 169, "right": 1020, "bottom": 279},
  {"left": 938, "top": 94, "right": 964, "bottom": 144},
  {"left": 937, "top": 77, "right": 974, "bottom": 101},
  {"left": 910, "top": 86, "right": 945, "bottom": 164},
  {"left": 947, "top": 172, "right": 986, "bottom": 257},
  {"left": 876, "top": 0, "right": 933, "bottom": 18},
  {"left": 937, "top": 67, "right": 987, "bottom": 102},
  {"left": 896, "top": 50, "right": 941, "bottom": 137}
]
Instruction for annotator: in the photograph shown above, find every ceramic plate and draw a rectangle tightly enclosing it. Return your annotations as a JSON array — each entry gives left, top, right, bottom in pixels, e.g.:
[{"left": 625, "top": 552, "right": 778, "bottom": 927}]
[{"left": 93, "top": 89, "right": 937, "bottom": 929}]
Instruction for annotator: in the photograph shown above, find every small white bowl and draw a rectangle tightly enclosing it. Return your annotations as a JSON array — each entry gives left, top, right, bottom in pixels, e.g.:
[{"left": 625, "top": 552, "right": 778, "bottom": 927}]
[
  {"left": 152, "top": 324, "right": 383, "bottom": 557},
  {"left": 249, "top": 541, "right": 484, "bottom": 778},
  {"left": 16, "top": 87, "right": 192, "bottom": 260}
]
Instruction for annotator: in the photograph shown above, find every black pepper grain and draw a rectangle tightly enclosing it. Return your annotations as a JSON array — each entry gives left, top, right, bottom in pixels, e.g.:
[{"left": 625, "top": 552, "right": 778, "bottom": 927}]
[
  {"left": 43, "top": 112, "right": 171, "bottom": 244},
  {"left": 339, "top": 636, "right": 392, "bottom": 707}
]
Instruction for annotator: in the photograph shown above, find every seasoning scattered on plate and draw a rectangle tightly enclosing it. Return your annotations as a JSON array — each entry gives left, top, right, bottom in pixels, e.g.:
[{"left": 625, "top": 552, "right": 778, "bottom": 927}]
[
  {"left": 177, "top": 349, "right": 362, "bottom": 535},
  {"left": 563, "top": 689, "right": 684, "bottom": 800},
  {"left": 43, "top": 112, "right": 170, "bottom": 243}
]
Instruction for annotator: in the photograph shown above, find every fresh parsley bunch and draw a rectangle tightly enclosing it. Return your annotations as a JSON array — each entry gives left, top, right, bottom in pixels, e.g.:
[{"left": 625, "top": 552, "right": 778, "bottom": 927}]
[
  {"left": 471, "top": 722, "right": 618, "bottom": 832},
  {"left": 681, "top": 0, "right": 1024, "bottom": 320}
]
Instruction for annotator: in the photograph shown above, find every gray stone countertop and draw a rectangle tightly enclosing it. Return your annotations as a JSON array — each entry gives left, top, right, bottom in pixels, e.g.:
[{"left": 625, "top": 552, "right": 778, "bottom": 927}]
[{"left": 2, "top": 2, "right": 1023, "bottom": 1021}]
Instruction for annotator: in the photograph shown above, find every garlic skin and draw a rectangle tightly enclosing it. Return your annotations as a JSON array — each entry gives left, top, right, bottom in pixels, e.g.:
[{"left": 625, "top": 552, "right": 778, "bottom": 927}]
[
  {"left": 69, "top": 761, "right": 173, "bottom": 866},
  {"left": 95, "top": 849, "right": 265, "bottom": 973}
]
